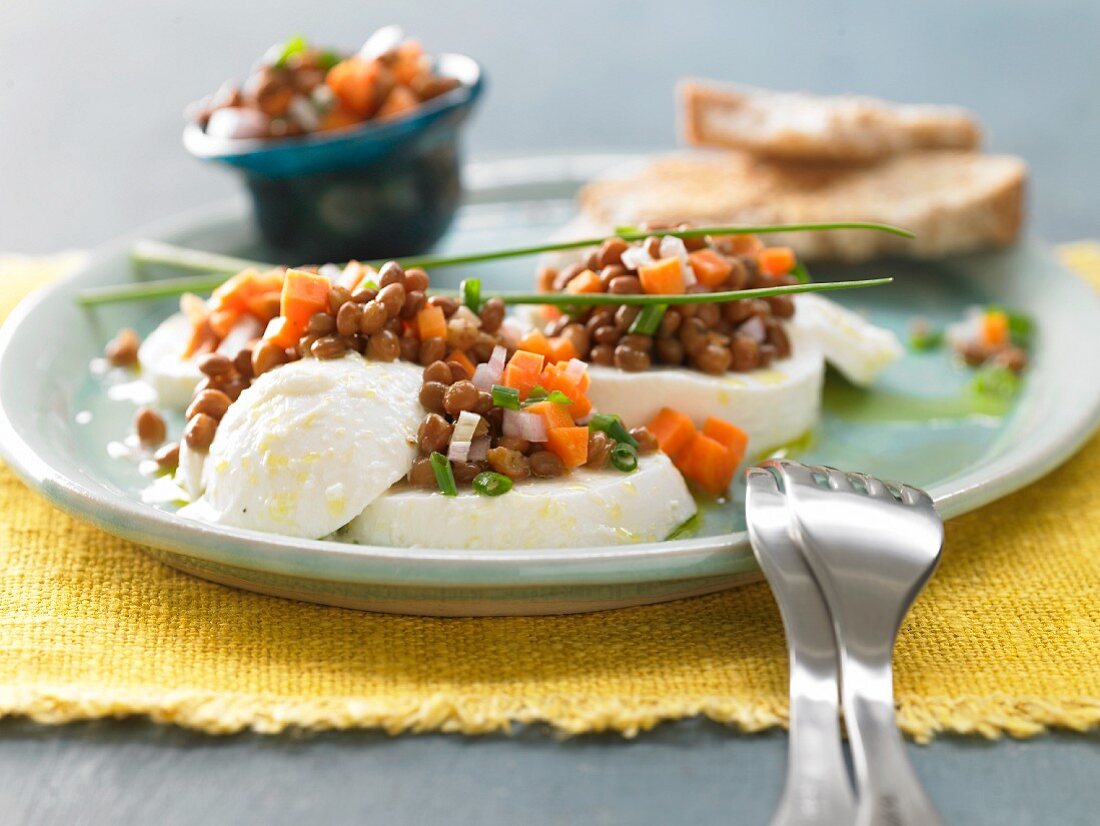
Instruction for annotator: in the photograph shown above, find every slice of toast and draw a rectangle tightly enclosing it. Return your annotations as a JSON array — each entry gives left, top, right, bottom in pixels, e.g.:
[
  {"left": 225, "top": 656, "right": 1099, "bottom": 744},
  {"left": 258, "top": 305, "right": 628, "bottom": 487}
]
[
  {"left": 681, "top": 80, "right": 982, "bottom": 163},
  {"left": 577, "top": 151, "right": 1027, "bottom": 262}
]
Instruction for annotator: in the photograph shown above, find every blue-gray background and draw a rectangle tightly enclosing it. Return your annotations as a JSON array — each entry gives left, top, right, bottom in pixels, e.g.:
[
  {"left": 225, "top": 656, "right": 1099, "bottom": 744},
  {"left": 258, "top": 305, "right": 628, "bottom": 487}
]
[
  {"left": 1, "top": 2, "right": 1098, "bottom": 824},
  {"left": 2, "top": 0, "right": 1098, "bottom": 253}
]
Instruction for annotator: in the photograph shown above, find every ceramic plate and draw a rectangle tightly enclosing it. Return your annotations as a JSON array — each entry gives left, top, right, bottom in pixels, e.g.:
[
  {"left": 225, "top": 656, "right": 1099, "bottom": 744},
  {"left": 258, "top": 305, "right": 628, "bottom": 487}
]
[{"left": 2, "top": 154, "right": 1099, "bottom": 616}]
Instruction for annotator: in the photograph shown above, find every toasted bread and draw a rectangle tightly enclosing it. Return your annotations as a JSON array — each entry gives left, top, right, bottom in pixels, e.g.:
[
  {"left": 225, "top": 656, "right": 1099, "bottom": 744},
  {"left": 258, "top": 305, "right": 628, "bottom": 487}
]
[
  {"left": 577, "top": 151, "right": 1027, "bottom": 262},
  {"left": 681, "top": 80, "right": 982, "bottom": 163}
]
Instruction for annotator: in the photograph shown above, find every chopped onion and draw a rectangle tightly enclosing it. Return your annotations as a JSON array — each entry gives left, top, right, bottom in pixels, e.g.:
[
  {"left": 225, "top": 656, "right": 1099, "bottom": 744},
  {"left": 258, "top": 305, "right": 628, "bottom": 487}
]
[
  {"left": 499, "top": 319, "right": 525, "bottom": 349},
  {"left": 319, "top": 263, "right": 342, "bottom": 281},
  {"left": 739, "top": 315, "right": 767, "bottom": 343},
  {"left": 564, "top": 358, "right": 588, "bottom": 384},
  {"left": 216, "top": 315, "right": 263, "bottom": 357},
  {"left": 452, "top": 410, "right": 481, "bottom": 444},
  {"left": 468, "top": 436, "right": 490, "bottom": 462},
  {"left": 204, "top": 107, "right": 270, "bottom": 140},
  {"left": 659, "top": 236, "right": 695, "bottom": 286},
  {"left": 488, "top": 345, "right": 507, "bottom": 375},
  {"left": 447, "top": 440, "right": 471, "bottom": 463},
  {"left": 620, "top": 245, "right": 654, "bottom": 272},
  {"left": 471, "top": 363, "right": 497, "bottom": 391},
  {"left": 451, "top": 304, "right": 482, "bottom": 329},
  {"left": 360, "top": 25, "right": 404, "bottom": 60},
  {"left": 503, "top": 409, "right": 548, "bottom": 442}
]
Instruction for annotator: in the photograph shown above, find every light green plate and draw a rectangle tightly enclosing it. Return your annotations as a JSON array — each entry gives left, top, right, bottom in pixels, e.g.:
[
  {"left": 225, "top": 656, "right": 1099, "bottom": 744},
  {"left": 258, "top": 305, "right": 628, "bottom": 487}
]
[{"left": 2, "top": 154, "right": 1099, "bottom": 616}]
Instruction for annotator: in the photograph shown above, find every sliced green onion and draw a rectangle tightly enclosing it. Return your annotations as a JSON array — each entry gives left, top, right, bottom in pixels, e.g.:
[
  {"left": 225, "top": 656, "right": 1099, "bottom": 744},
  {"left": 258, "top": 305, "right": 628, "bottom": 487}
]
[
  {"left": 491, "top": 385, "right": 521, "bottom": 410},
  {"left": 429, "top": 451, "right": 458, "bottom": 496},
  {"left": 610, "top": 442, "right": 638, "bottom": 472},
  {"left": 790, "top": 261, "right": 812, "bottom": 285},
  {"left": 909, "top": 328, "right": 944, "bottom": 351},
  {"left": 317, "top": 50, "right": 342, "bottom": 70},
  {"left": 970, "top": 365, "right": 1020, "bottom": 399},
  {"left": 461, "top": 278, "right": 482, "bottom": 313},
  {"left": 545, "top": 390, "right": 573, "bottom": 406},
  {"left": 524, "top": 389, "right": 572, "bottom": 407},
  {"left": 472, "top": 471, "right": 513, "bottom": 497},
  {"left": 589, "top": 413, "right": 638, "bottom": 449},
  {"left": 526, "top": 385, "right": 548, "bottom": 402},
  {"left": 628, "top": 304, "right": 667, "bottom": 336},
  {"left": 273, "top": 34, "right": 308, "bottom": 69}
]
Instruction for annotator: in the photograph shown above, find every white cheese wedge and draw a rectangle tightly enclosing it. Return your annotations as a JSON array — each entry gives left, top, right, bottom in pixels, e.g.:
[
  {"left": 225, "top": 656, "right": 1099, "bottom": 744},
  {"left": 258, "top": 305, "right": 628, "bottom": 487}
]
[
  {"left": 343, "top": 452, "right": 696, "bottom": 549},
  {"left": 794, "top": 294, "right": 903, "bottom": 386},
  {"left": 178, "top": 355, "right": 423, "bottom": 539},
  {"left": 585, "top": 321, "right": 825, "bottom": 454},
  {"left": 138, "top": 312, "right": 204, "bottom": 411}
]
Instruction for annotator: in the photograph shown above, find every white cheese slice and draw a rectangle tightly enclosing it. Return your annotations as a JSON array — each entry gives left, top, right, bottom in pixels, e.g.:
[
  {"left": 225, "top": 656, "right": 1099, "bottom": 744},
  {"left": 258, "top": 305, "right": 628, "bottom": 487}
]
[
  {"left": 343, "top": 452, "right": 696, "bottom": 549},
  {"left": 178, "top": 355, "right": 423, "bottom": 539},
  {"left": 795, "top": 294, "right": 903, "bottom": 386},
  {"left": 585, "top": 321, "right": 825, "bottom": 454},
  {"left": 137, "top": 312, "right": 204, "bottom": 411}
]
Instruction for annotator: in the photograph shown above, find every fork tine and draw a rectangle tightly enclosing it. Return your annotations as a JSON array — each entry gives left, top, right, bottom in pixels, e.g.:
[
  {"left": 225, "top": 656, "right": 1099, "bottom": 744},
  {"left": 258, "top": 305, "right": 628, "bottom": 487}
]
[
  {"left": 761, "top": 458, "right": 818, "bottom": 490},
  {"left": 745, "top": 466, "right": 781, "bottom": 495},
  {"left": 899, "top": 483, "right": 934, "bottom": 507},
  {"left": 850, "top": 471, "right": 890, "bottom": 498},
  {"left": 822, "top": 466, "right": 856, "bottom": 492}
]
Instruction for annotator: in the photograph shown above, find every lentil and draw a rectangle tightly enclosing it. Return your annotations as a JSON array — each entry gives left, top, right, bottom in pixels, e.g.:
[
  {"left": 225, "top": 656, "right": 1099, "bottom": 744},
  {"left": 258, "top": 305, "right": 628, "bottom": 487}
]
[
  {"left": 105, "top": 328, "right": 140, "bottom": 367},
  {"left": 154, "top": 441, "right": 180, "bottom": 470},
  {"left": 186, "top": 389, "right": 232, "bottom": 421},
  {"left": 443, "top": 380, "right": 479, "bottom": 416},
  {"left": 197, "top": 353, "right": 233, "bottom": 378},
  {"left": 418, "top": 414, "right": 453, "bottom": 454},
  {"left": 366, "top": 329, "right": 400, "bottom": 361},
  {"left": 529, "top": 450, "right": 566, "bottom": 478},
  {"left": 134, "top": 407, "right": 166, "bottom": 446},
  {"left": 586, "top": 431, "right": 612, "bottom": 469},
  {"left": 184, "top": 413, "right": 218, "bottom": 451},
  {"left": 487, "top": 447, "right": 530, "bottom": 481},
  {"left": 336, "top": 302, "right": 362, "bottom": 336}
]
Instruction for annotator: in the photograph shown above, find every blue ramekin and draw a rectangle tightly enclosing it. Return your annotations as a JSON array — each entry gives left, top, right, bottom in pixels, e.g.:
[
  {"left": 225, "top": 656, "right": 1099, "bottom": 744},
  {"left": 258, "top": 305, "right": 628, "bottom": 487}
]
[{"left": 183, "top": 53, "right": 484, "bottom": 263}]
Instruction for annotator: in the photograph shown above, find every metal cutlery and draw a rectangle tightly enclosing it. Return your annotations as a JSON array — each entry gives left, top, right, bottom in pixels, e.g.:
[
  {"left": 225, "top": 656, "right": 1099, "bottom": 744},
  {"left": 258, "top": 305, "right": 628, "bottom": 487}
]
[
  {"left": 745, "top": 468, "right": 857, "bottom": 826},
  {"left": 764, "top": 459, "right": 945, "bottom": 826}
]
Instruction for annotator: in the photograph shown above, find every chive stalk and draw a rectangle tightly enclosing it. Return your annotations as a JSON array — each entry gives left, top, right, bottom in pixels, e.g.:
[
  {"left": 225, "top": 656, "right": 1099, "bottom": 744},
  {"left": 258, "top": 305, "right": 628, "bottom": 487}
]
[
  {"left": 472, "top": 472, "right": 513, "bottom": 497},
  {"left": 628, "top": 304, "right": 667, "bottom": 336},
  {"left": 588, "top": 413, "right": 638, "bottom": 448},
  {"left": 610, "top": 442, "right": 639, "bottom": 472},
  {"left": 491, "top": 385, "right": 521, "bottom": 410},
  {"left": 429, "top": 451, "right": 458, "bottom": 496}
]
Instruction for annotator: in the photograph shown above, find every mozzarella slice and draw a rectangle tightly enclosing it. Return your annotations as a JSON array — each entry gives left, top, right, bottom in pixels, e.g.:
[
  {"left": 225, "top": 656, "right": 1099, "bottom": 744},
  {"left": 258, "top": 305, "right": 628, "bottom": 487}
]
[
  {"left": 794, "top": 294, "right": 902, "bottom": 386},
  {"left": 585, "top": 321, "right": 824, "bottom": 454},
  {"left": 138, "top": 313, "right": 204, "bottom": 411},
  {"left": 343, "top": 452, "right": 696, "bottom": 549},
  {"left": 178, "top": 356, "right": 424, "bottom": 539}
]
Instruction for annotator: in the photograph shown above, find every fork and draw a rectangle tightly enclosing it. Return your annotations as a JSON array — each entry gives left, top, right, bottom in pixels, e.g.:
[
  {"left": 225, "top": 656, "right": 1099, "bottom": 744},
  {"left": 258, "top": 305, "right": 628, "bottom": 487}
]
[
  {"left": 745, "top": 468, "right": 856, "bottom": 826},
  {"left": 764, "top": 459, "right": 945, "bottom": 826}
]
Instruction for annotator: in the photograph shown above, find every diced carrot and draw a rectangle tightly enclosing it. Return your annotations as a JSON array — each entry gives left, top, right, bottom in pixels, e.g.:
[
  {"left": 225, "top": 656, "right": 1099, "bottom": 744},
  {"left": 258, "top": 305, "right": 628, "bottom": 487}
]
[
  {"left": 517, "top": 329, "right": 553, "bottom": 359},
  {"left": 525, "top": 400, "right": 575, "bottom": 431},
  {"left": 676, "top": 432, "right": 738, "bottom": 497},
  {"left": 335, "top": 261, "right": 374, "bottom": 291},
  {"left": 646, "top": 407, "right": 696, "bottom": 459},
  {"left": 502, "top": 350, "right": 546, "bottom": 399},
  {"left": 245, "top": 290, "right": 283, "bottom": 322},
  {"left": 758, "top": 247, "right": 797, "bottom": 276},
  {"left": 981, "top": 310, "right": 1009, "bottom": 348},
  {"left": 689, "top": 249, "right": 734, "bottom": 288},
  {"left": 319, "top": 105, "right": 361, "bottom": 131},
  {"left": 263, "top": 316, "right": 299, "bottom": 350},
  {"left": 326, "top": 57, "right": 385, "bottom": 117},
  {"left": 546, "top": 336, "right": 578, "bottom": 364},
  {"left": 208, "top": 308, "right": 241, "bottom": 339},
  {"left": 210, "top": 268, "right": 284, "bottom": 315},
  {"left": 392, "top": 41, "right": 426, "bottom": 85},
  {"left": 182, "top": 319, "right": 216, "bottom": 359},
  {"left": 446, "top": 349, "right": 476, "bottom": 378},
  {"left": 416, "top": 304, "right": 447, "bottom": 341},
  {"left": 702, "top": 417, "right": 749, "bottom": 465},
  {"left": 377, "top": 86, "right": 419, "bottom": 119},
  {"left": 541, "top": 305, "right": 563, "bottom": 322},
  {"left": 638, "top": 257, "right": 686, "bottom": 295},
  {"left": 545, "top": 426, "right": 589, "bottom": 469},
  {"left": 538, "top": 364, "right": 592, "bottom": 420},
  {"left": 280, "top": 269, "right": 331, "bottom": 334},
  {"left": 565, "top": 269, "right": 603, "bottom": 295}
]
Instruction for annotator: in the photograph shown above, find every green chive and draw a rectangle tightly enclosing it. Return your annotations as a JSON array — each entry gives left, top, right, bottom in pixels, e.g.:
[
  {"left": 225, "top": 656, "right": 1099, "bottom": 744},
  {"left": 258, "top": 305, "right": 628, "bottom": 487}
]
[
  {"left": 790, "top": 261, "right": 811, "bottom": 285},
  {"left": 666, "top": 512, "right": 702, "bottom": 540},
  {"left": 909, "top": 328, "right": 944, "bottom": 351},
  {"left": 317, "top": 50, "right": 342, "bottom": 71},
  {"left": 987, "top": 305, "right": 1033, "bottom": 347},
  {"left": 524, "top": 389, "right": 572, "bottom": 407},
  {"left": 628, "top": 304, "right": 667, "bottom": 336},
  {"left": 589, "top": 413, "right": 638, "bottom": 449},
  {"left": 472, "top": 471, "right": 513, "bottom": 497},
  {"left": 273, "top": 34, "right": 308, "bottom": 69},
  {"left": 491, "top": 385, "right": 520, "bottom": 410},
  {"left": 526, "top": 385, "right": 548, "bottom": 402},
  {"left": 969, "top": 365, "right": 1021, "bottom": 399},
  {"left": 461, "top": 278, "right": 482, "bottom": 313},
  {"left": 610, "top": 442, "right": 638, "bottom": 472},
  {"left": 429, "top": 451, "right": 458, "bottom": 496}
]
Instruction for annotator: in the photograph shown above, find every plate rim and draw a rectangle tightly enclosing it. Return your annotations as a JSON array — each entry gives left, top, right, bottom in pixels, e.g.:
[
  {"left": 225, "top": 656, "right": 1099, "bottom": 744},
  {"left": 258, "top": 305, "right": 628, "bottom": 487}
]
[{"left": 2, "top": 153, "right": 1100, "bottom": 592}]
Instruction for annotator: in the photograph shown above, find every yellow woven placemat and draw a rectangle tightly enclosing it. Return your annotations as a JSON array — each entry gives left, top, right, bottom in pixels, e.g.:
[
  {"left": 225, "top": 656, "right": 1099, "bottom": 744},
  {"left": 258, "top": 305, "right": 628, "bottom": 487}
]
[{"left": 1, "top": 247, "right": 1098, "bottom": 742}]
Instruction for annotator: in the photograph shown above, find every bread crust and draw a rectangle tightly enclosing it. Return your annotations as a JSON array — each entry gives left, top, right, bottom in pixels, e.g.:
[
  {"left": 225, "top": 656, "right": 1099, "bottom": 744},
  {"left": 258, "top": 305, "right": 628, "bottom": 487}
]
[
  {"left": 680, "top": 80, "right": 982, "bottom": 163},
  {"left": 578, "top": 151, "right": 1027, "bottom": 262}
]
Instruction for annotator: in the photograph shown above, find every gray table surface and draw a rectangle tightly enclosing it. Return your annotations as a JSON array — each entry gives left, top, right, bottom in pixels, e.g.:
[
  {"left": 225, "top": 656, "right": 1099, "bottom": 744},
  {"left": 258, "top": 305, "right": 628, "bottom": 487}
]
[{"left": 2, "top": 2, "right": 1099, "bottom": 824}]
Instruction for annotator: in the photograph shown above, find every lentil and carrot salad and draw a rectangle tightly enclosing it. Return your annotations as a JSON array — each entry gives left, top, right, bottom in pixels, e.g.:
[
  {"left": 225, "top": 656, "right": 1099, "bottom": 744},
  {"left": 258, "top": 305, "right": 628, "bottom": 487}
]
[
  {"left": 189, "top": 29, "right": 461, "bottom": 141},
  {"left": 114, "top": 259, "right": 657, "bottom": 495},
  {"left": 534, "top": 229, "right": 801, "bottom": 374}
]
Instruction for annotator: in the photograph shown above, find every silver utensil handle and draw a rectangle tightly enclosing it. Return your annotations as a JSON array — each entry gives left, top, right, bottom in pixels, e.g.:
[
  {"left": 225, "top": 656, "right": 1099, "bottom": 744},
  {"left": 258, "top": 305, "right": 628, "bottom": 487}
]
[
  {"left": 844, "top": 659, "right": 945, "bottom": 826},
  {"left": 773, "top": 682, "right": 856, "bottom": 826}
]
